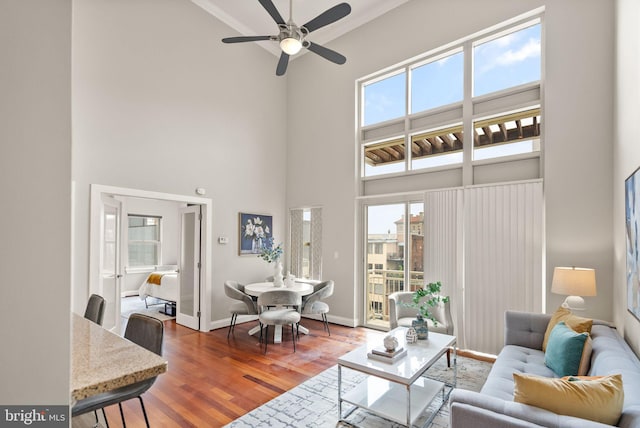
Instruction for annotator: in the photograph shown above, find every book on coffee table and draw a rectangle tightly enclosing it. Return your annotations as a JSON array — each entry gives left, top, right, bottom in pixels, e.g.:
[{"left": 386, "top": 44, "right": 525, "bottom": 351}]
[
  {"left": 371, "top": 346, "right": 405, "bottom": 357},
  {"left": 367, "top": 347, "right": 407, "bottom": 363}
]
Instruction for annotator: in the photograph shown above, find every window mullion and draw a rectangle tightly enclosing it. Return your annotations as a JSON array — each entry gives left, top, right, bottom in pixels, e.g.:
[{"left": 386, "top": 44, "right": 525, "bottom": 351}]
[
  {"left": 405, "top": 65, "right": 411, "bottom": 172},
  {"left": 462, "top": 40, "right": 474, "bottom": 186}
]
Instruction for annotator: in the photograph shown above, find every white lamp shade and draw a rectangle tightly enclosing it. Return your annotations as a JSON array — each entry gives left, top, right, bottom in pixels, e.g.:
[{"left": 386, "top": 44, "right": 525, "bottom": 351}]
[{"left": 551, "top": 267, "right": 597, "bottom": 297}]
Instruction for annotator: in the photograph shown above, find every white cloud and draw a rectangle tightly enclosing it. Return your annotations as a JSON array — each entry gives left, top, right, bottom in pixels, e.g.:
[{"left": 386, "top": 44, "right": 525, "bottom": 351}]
[
  {"left": 476, "top": 37, "right": 540, "bottom": 74},
  {"left": 495, "top": 38, "right": 541, "bottom": 66}
]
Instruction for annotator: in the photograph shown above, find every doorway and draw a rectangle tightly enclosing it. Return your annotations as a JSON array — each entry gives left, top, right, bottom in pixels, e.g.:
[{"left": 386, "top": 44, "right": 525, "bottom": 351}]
[{"left": 89, "top": 184, "right": 212, "bottom": 333}]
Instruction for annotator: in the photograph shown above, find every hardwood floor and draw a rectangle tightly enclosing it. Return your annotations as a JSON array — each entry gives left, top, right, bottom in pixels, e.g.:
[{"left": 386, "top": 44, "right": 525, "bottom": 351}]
[
  {"left": 73, "top": 318, "right": 381, "bottom": 428},
  {"left": 73, "top": 318, "right": 493, "bottom": 428}
]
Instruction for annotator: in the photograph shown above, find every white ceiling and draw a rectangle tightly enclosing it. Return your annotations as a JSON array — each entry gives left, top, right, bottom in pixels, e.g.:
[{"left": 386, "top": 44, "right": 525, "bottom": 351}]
[{"left": 191, "top": 0, "right": 408, "bottom": 58}]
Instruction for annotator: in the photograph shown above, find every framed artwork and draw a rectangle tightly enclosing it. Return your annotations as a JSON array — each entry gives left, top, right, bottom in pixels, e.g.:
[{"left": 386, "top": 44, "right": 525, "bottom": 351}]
[
  {"left": 239, "top": 212, "right": 273, "bottom": 256},
  {"left": 626, "top": 166, "right": 640, "bottom": 321}
]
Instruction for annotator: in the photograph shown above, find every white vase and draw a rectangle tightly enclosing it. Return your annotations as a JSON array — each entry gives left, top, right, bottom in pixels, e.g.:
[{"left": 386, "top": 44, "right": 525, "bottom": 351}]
[{"left": 273, "top": 261, "right": 284, "bottom": 287}]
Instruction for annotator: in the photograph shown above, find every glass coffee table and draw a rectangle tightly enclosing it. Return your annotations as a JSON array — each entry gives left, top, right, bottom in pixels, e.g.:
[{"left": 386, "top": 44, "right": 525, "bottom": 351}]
[{"left": 338, "top": 327, "right": 456, "bottom": 427}]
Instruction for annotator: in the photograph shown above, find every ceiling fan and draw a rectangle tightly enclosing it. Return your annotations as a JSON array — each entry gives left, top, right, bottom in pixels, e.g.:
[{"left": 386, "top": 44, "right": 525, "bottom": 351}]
[{"left": 222, "top": 0, "right": 352, "bottom": 76}]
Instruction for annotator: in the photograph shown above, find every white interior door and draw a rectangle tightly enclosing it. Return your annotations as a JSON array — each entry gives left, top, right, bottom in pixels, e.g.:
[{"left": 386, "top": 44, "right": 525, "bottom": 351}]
[
  {"left": 100, "top": 196, "right": 122, "bottom": 332},
  {"left": 177, "top": 205, "right": 201, "bottom": 330}
]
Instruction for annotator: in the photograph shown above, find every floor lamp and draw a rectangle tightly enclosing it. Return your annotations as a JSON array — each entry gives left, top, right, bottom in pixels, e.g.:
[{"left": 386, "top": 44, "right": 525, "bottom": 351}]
[{"left": 551, "top": 266, "right": 597, "bottom": 311}]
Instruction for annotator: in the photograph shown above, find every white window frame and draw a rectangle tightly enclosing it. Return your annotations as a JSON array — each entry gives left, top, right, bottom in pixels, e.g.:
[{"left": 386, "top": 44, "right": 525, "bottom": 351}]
[
  {"left": 357, "top": 12, "right": 544, "bottom": 184},
  {"left": 127, "top": 214, "right": 162, "bottom": 270}
]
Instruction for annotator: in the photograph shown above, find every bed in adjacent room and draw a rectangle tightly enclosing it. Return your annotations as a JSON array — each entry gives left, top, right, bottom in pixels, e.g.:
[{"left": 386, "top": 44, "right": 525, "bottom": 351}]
[{"left": 138, "top": 269, "right": 178, "bottom": 308}]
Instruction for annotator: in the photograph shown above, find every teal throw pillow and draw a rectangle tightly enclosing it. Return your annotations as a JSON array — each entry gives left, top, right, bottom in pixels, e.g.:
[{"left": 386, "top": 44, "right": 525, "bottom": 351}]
[{"left": 545, "top": 321, "right": 589, "bottom": 377}]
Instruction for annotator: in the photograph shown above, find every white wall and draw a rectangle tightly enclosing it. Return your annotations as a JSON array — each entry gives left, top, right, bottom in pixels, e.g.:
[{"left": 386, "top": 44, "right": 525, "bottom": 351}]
[
  {"left": 614, "top": 0, "right": 640, "bottom": 353},
  {"left": 72, "top": 0, "right": 288, "bottom": 323},
  {"left": 0, "top": 0, "right": 71, "bottom": 404},
  {"left": 286, "top": 0, "right": 615, "bottom": 323},
  {"left": 119, "top": 197, "right": 185, "bottom": 294}
]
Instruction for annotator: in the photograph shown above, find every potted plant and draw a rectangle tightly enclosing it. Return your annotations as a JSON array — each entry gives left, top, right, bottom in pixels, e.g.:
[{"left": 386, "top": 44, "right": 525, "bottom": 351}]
[{"left": 411, "top": 281, "right": 449, "bottom": 339}]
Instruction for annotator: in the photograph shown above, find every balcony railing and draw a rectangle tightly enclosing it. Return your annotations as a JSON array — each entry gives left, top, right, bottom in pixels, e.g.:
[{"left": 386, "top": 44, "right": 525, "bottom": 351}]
[{"left": 366, "top": 269, "right": 424, "bottom": 324}]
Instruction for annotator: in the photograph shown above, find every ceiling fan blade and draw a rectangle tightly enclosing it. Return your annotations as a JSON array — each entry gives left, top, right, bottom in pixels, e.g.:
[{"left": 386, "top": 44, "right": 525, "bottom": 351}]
[
  {"left": 276, "top": 52, "right": 290, "bottom": 76},
  {"left": 222, "top": 35, "right": 272, "bottom": 43},
  {"left": 306, "top": 42, "right": 346, "bottom": 65},
  {"left": 302, "top": 3, "right": 351, "bottom": 33},
  {"left": 259, "top": 0, "right": 286, "bottom": 26}
]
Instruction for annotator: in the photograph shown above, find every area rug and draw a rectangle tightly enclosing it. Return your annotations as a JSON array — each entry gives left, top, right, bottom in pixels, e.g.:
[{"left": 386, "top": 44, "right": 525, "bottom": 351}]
[{"left": 225, "top": 355, "right": 492, "bottom": 428}]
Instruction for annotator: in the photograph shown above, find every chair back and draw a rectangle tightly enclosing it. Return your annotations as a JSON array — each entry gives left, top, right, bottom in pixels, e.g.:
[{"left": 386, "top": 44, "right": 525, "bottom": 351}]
[
  {"left": 124, "top": 313, "right": 164, "bottom": 356},
  {"left": 224, "top": 280, "right": 258, "bottom": 314},
  {"left": 84, "top": 294, "right": 106, "bottom": 326},
  {"left": 257, "top": 289, "right": 301, "bottom": 312},
  {"left": 301, "top": 280, "right": 334, "bottom": 312},
  {"left": 388, "top": 291, "right": 453, "bottom": 333}
]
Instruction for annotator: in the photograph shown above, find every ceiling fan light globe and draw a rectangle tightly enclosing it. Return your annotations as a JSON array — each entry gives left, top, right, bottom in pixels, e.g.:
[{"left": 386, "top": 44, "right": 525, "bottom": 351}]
[{"left": 280, "top": 37, "right": 302, "bottom": 55}]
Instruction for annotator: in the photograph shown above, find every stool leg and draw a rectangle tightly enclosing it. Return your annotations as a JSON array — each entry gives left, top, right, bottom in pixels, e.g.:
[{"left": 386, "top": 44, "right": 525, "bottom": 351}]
[
  {"left": 139, "top": 396, "right": 150, "bottom": 428},
  {"left": 446, "top": 348, "right": 451, "bottom": 367}
]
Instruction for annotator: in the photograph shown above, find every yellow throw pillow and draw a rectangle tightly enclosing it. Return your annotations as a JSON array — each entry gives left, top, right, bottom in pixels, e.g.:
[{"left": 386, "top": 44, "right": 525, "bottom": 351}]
[
  {"left": 513, "top": 373, "right": 624, "bottom": 425},
  {"left": 542, "top": 306, "right": 593, "bottom": 351}
]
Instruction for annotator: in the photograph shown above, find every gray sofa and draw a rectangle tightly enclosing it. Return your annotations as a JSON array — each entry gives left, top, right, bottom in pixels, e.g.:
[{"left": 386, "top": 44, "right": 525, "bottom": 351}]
[{"left": 450, "top": 310, "right": 640, "bottom": 428}]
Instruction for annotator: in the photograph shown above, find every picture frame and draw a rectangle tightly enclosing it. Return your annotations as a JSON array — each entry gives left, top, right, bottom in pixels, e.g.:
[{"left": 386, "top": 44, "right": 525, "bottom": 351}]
[
  {"left": 239, "top": 212, "right": 273, "bottom": 256},
  {"left": 626, "top": 166, "right": 640, "bottom": 321}
]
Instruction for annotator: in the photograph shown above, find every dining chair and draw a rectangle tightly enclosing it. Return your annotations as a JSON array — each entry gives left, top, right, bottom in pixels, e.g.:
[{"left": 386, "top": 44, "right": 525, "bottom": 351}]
[
  {"left": 71, "top": 313, "right": 164, "bottom": 428},
  {"left": 84, "top": 294, "right": 106, "bottom": 326},
  {"left": 300, "top": 280, "right": 334, "bottom": 336},
  {"left": 257, "top": 289, "right": 301, "bottom": 353},
  {"left": 224, "top": 280, "right": 258, "bottom": 338}
]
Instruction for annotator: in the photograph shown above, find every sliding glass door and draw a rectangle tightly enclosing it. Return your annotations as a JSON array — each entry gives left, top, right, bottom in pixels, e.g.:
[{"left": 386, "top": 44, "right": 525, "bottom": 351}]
[{"left": 365, "top": 201, "right": 424, "bottom": 329}]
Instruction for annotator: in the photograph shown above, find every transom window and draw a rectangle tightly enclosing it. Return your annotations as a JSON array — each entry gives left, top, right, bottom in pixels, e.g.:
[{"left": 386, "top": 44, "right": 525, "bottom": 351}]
[
  {"left": 411, "top": 50, "right": 463, "bottom": 114},
  {"left": 358, "top": 16, "right": 542, "bottom": 178}
]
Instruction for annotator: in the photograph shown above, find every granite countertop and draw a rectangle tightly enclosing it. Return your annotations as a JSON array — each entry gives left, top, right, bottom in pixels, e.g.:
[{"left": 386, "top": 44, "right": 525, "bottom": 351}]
[{"left": 71, "top": 313, "right": 168, "bottom": 402}]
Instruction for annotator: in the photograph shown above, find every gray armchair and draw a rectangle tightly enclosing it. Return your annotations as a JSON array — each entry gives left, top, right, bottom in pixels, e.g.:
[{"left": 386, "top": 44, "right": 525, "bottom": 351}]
[
  {"left": 301, "top": 280, "right": 334, "bottom": 336},
  {"left": 388, "top": 291, "right": 453, "bottom": 334},
  {"left": 224, "top": 280, "right": 258, "bottom": 338},
  {"left": 388, "top": 291, "right": 454, "bottom": 365},
  {"left": 258, "top": 289, "right": 301, "bottom": 353}
]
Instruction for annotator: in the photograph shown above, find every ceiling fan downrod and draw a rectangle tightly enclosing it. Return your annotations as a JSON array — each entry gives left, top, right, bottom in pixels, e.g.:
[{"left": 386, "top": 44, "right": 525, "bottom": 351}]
[{"left": 279, "top": 0, "right": 303, "bottom": 55}]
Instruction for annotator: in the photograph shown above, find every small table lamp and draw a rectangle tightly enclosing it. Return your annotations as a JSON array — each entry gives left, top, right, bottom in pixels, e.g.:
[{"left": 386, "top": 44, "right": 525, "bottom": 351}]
[{"left": 551, "top": 266, "right": 597, "bottom": 311}]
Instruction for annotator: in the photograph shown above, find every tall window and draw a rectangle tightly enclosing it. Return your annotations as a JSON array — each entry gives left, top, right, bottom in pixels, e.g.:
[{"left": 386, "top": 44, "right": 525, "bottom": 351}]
[
  {"left": 365, "top": 202, "right": 424, "bottom": 329},
  {"left": 290, "top": 208, "right": 322, "bottom": 280},
  {"left": 128, "top": 215, "right": 161, "bottom": 268},
  {"left": 358, "top": 17, "right": 542, "bottom": 177}
]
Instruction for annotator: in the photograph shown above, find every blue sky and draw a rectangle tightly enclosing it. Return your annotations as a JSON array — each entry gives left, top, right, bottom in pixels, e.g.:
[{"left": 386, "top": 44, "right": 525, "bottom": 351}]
[{"left": 363, "top": 24, "right": 541, "bottom": 126}]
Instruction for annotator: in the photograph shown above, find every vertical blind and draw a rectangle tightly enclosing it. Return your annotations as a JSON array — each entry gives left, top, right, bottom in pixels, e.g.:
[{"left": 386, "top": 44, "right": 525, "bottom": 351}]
[
  {"left": 424, "top": 188, "right": 465, "bottom": 348},
  {"left": 289, "top": 209, "right": 304, "bottom": 277},
  {"left": 463, "top": 181, "right": 544, "bottom": 354}
]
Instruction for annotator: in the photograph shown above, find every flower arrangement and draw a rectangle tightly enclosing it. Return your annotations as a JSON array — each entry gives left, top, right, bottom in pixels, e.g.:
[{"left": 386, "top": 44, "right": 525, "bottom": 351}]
[
  {"left": 259, "top": 237, "right": 283, "bottom": 263},
  {"left": 243, "top": 215, "right": 270, "bottom": 253},
  {"left": 412, "top": 281, "right": 449, "bottom": 326}
]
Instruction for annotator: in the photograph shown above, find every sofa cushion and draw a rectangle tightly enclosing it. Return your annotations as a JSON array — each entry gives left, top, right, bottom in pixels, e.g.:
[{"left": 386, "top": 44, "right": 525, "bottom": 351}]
[
  {"left": 589, "top": 324, "right": 640, "bottom": 427},
  {"left": 513, "top": 373, "right": 624, "bottom": 425},
  {"left": 542, "top": 306, "right": 593, "bottom": 351},
  {"left": 544, "top": 321, "right": 590, "bottom": 376},
  {"left": 481, "top": 345, "right": 557, "bottom": 401}
]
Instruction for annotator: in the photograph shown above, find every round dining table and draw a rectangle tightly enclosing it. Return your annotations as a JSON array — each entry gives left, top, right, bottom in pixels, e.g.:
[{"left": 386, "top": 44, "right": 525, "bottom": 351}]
[{"left": 245, "top": 281, "right": 314, "bottom": 343}]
